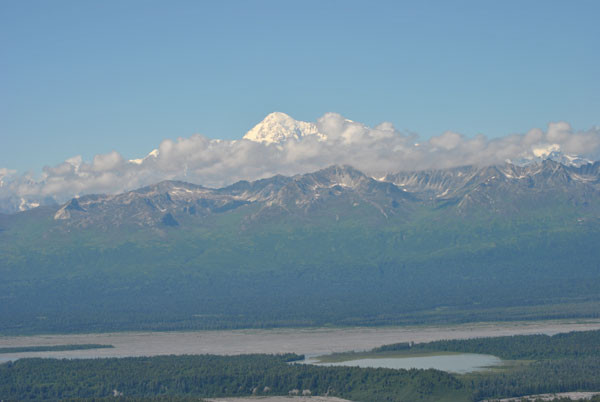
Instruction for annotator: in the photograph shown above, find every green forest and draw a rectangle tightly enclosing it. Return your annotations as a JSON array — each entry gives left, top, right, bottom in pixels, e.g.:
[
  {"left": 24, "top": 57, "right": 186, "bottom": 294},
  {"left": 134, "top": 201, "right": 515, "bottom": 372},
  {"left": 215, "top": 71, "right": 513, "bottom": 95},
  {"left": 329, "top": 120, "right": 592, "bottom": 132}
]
[
  {"left": 2, "top": 174, "right": 600, "bottom": 335},
  {"left": 0, "top": 345, "right": 113, "bottom": 354},
  {"left": 0, "top": 354, "right": 468, "bottom": 402}
]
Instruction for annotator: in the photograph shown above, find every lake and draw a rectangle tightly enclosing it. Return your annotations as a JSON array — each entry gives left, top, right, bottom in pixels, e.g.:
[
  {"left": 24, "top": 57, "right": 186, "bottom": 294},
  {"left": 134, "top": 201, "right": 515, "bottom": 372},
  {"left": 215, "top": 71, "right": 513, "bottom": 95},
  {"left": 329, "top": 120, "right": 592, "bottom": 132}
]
[{"left": 302, "top": 353, "right": 502, "bottom": 374}]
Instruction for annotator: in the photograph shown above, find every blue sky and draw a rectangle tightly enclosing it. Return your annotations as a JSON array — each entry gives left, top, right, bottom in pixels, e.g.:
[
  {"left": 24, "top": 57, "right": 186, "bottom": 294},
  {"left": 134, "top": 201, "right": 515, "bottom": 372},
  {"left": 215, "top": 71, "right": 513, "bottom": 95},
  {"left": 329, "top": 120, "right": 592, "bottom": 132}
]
[{"left": 2, "top": 0, "right": 599, "bottom": 174}]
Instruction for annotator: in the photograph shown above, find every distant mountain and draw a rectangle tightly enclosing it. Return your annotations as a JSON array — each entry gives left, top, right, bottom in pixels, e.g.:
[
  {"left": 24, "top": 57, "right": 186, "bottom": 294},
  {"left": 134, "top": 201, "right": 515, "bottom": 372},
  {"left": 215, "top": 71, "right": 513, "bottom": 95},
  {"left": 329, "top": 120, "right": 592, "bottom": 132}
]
[
  {"left": 243, "top": 112, "right": 326, "bottom": 143},
  {"left": 507, "top": 149, "right": 593, "bottom": 168},
  {"left": 48, "top": 165, "right": 416, "bottom": 230},
  {"left": 385, "top": 160, "right": 600, "bottom": 213},
  {"left": 45, "top": 161, "right": 600, "bottom": 228},
  {"left": 1, "top": 111, "right": 598, "bottom": 215},
  {"left": 1, "top": 162, "right": 600, "bottom": 334}
]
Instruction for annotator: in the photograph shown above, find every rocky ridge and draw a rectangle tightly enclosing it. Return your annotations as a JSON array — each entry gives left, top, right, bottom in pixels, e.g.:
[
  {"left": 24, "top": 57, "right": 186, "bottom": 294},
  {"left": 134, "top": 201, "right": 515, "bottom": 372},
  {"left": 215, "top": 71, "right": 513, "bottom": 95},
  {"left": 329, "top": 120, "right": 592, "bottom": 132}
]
[{"left": 49, "top": 161, "right": 600, "bottom": 229}]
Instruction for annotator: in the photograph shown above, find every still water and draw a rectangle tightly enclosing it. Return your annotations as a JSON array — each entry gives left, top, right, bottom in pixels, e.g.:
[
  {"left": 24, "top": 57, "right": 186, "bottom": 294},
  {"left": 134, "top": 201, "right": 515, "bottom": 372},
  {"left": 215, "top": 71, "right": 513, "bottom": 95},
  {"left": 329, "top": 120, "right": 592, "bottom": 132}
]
[{"left": 303, "top": 353, "right": 502, "bottom": 374}]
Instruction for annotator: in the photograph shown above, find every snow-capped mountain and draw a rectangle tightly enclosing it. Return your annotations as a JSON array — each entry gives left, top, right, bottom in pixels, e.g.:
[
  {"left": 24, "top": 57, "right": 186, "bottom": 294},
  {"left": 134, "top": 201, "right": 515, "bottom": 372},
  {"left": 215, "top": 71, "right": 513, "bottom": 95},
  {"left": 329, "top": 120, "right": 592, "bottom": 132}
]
[
  {"left": 538, "top": 150, "right": 592, "bottom": 167},
  {"left": 49, "top": 165, "right": 414, "bottom": 228},
  {"left": 129, "top": 149, "right": 160, "bottom": 165},
  {"left": 243, "top": 112, "right": 325, "bottom": 143},
  {"left": 2, "top": 112, "right": 599, "bottom": 215},
  {"left": 507, "top": 147, "right": 593, "bottom": 168},
  {"left": 30, "top": 160, "right": 599, "bottom": 229}
]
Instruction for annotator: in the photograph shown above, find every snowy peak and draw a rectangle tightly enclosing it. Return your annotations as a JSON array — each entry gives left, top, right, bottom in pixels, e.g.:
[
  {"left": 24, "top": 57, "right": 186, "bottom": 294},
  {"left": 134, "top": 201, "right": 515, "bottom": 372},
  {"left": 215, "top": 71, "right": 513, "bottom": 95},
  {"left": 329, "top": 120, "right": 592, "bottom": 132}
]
[
  {"left": 507, "top": 149, "right": 592, "bottom": 168},
  {"left": 544, "top": 151, "right": 592, "bottom": 167},
  {"left": 243, "top": 112, "right": 325, "bottom": 144},
  {"left": 129, "top": 149, "right": 159, "bottom": 165}
]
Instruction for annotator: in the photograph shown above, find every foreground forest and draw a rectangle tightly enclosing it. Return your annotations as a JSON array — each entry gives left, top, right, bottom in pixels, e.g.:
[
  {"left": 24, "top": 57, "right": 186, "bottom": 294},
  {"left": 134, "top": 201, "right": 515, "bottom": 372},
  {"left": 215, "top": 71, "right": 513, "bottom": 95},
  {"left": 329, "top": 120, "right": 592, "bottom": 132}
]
[
  {"left": 2, "top": 330, "right": 599, "bottom": 401},
  {"left": 371, "top": 330, "right": 600, "bottom": 400},
  {"left": 0, "top": 354, "right": 468, "bottom": 402}
]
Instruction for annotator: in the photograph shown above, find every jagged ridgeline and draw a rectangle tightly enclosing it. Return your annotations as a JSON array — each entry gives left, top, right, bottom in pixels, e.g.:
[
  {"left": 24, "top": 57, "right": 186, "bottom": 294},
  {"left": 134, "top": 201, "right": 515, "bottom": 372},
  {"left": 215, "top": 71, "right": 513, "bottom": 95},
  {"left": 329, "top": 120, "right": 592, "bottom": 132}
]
[{"left": 1, "top": 162, "right": 600, "bottom": 333}]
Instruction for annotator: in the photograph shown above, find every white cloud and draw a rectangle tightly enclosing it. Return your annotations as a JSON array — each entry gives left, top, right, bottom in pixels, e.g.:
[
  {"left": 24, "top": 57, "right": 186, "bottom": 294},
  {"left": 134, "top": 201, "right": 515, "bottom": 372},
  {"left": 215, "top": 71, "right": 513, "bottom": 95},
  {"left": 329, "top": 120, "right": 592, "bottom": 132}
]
[
  {"left": 1, "top": 112, "right": 599, "bottom": 213},
  {"left": 532, "top": 144, "right": 560, "bottom": 158},
  {"left": 429, "top": 131, "right": 464, "bottom": 150},
  {"left": 0, "top": 168, "right": 16, "bottom": 187},
  {"left": 92, "top": 151, "right": 124, "bottom": 172}
]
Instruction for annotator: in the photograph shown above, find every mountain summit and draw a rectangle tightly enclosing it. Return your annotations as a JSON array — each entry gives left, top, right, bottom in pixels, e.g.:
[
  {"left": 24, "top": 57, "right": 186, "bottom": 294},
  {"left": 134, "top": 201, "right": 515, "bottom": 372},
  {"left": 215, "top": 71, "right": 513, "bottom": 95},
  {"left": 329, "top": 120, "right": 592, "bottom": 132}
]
[
  {"left": 1, "top": 112, "right": 598, "bottom": 215},
  {"left": 243, "top": 112, "right": 325, "bottom": 143}
]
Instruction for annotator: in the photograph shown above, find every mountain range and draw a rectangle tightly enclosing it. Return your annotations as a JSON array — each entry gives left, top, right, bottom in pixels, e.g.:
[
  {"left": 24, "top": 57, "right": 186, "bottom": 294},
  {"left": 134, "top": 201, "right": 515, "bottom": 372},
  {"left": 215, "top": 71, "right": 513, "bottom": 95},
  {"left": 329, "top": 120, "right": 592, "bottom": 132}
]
[
  {"left": 1, "top": 111, "right": 597, "bottom": 215},
  {"left": 44, "top": 159, "right": 600, "bottom": 229},
  {"left": 1, "top": 160, "right": 599, "bottom": 334}
]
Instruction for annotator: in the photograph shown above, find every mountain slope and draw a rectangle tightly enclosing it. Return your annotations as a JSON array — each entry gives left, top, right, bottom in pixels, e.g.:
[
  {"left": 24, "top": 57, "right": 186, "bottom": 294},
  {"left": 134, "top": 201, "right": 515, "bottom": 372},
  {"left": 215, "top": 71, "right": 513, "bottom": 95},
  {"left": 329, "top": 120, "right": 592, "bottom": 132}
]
[
  {"left": 1, "top": 163, "right": 599, "bottom": 334},
  {"left": 386, "top": 160, "right": 600, "bottom": 214},
  {"left": 48, "top": 165, "right": 416, "bottom": 229}
]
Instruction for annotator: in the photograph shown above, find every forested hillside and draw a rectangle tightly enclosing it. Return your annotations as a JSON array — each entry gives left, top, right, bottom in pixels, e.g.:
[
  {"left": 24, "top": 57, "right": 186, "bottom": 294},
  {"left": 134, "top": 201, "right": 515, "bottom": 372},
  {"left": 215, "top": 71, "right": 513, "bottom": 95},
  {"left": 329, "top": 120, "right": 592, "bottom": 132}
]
[{"left": 1, "top": 163, "right": 600, "bottom": 334}]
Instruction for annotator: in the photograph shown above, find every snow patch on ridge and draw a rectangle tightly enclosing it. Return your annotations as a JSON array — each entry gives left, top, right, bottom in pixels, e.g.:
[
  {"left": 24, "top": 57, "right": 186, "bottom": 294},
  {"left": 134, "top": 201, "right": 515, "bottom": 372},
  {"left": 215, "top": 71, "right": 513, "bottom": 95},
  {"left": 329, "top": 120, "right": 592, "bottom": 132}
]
[{"left": 19, "top": 198, "right": 39, "bottom": 211}]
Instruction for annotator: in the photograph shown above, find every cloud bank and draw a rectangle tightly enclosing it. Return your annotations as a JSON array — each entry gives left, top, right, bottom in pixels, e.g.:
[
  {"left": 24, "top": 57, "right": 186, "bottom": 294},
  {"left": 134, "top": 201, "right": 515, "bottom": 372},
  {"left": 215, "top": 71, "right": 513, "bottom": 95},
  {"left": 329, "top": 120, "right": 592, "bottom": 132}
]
[{"left": 1, "top": 112, "right": 600, "bottom": 213}]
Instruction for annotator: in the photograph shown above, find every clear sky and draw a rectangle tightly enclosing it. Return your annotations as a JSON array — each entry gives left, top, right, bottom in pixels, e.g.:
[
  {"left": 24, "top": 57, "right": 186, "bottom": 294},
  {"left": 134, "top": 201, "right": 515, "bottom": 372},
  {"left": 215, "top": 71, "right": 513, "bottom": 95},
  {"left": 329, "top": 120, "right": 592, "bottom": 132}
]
[{"left": 2, "top": 0, "right": 599, "bottom": 174}]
